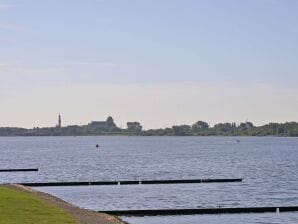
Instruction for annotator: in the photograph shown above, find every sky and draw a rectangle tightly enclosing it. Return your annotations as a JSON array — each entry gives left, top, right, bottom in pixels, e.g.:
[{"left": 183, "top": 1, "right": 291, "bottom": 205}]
[{"left": 0, "top": 0, "right": 298, "bottom": 129}]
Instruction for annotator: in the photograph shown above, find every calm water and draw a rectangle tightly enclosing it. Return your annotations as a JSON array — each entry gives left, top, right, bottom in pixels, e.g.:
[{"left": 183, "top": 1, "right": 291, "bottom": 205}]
[{"left": 1, "top": 136, "right": 298, "bottom": 223}]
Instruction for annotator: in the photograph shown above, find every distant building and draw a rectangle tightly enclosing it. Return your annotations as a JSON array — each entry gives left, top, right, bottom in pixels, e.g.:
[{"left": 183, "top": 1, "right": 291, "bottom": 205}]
[
  {"left": 245, "top": 122, "right": 254, "bottom": 129},
  {"left": 88, "top": 116, "right": 118, "bottom": 131},
  {"left": 56, "top": 114, "right": 62, "bottom": 128}
]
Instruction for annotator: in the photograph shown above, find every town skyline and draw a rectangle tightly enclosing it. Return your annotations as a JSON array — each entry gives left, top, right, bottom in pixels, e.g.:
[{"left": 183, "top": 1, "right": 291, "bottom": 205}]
[
  {"left": 1, "top": 113, "right": 298, "bottom": 131},
  {"left": 1, "top": 114, "right": 298, "bottom": 136}
]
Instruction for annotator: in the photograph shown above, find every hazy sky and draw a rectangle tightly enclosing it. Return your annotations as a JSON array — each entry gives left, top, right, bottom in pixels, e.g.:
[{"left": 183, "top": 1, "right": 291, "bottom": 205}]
[{"left": 1, "top": 0, "right": 298, "bottom": 129}]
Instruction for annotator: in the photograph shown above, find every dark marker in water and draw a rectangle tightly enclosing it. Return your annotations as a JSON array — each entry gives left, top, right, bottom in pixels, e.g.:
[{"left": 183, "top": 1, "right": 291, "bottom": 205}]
[{"left": 96, "top": 144, "right": 99, "bottom": 148}]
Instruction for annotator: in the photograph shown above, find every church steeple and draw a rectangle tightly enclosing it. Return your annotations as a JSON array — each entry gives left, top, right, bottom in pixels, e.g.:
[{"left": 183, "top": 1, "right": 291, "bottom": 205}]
[{"left": 57, "top": 113, "right": 61, "bottom": 128}]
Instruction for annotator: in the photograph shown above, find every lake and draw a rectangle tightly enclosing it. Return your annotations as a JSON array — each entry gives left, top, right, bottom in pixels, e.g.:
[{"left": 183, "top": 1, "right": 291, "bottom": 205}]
[{"left": 1, "top": 136, "right": 298, "bottom": 223}]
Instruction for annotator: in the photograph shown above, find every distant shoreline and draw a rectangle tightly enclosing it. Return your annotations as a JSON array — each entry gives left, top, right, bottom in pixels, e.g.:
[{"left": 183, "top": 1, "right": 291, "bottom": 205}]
[
  {"left": 0, "top": 134, "right": 297, "bottom": 137},
  {"left": 1, "top": 120, "right": 298, "bottom": 137}
]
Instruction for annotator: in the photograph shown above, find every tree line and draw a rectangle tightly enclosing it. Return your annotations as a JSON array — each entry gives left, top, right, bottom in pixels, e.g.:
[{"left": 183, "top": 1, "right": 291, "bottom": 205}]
[
  {"left": 0, "top": 120, "right": 298, "bottom": 136},
  {"left": 142, "top": 121, "right": 298, "bottom": 136}
]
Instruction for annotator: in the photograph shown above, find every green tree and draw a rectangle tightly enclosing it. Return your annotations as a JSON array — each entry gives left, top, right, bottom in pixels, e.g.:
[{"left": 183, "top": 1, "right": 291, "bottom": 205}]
[{"left": 127, "top": 122, "right": 143, "bottom": 133}]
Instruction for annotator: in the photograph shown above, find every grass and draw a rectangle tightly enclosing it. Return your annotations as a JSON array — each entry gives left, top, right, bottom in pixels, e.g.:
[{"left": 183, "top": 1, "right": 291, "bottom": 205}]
[{"left": 0, "top": 187, "right": 80, "bottom": 224}]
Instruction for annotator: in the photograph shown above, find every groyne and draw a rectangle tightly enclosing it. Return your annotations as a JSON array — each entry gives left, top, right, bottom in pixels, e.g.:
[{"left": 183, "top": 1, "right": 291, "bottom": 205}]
[
  {"left": 0, "top": 168, "right": 38, "bottom": 172},
  {"left": 101, "top": 206, "right": 298, "bottom": 216},
  {"left": 19, "top": 178, "right": 242, "bottom": 187}
]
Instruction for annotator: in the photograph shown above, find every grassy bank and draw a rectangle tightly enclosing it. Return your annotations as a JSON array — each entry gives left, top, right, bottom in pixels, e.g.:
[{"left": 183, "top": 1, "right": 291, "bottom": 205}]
[{"left": 0, "top": 186, "right": 79, "bottom": 224}]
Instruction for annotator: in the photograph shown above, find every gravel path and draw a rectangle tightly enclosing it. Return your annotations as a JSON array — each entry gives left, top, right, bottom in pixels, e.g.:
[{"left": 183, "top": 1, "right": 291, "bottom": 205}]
[{"left": 3, "top": 184, "right": 127, "bottom": 224}]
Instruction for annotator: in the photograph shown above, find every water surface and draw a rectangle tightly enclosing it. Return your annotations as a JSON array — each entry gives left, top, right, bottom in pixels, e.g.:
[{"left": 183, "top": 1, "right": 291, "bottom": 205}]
[{"left": 1, "top": 136, "right": 298, "bottom": 223}]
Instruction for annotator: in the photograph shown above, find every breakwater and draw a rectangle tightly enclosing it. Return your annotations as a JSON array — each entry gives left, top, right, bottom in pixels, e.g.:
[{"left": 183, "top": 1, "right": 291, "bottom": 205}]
[
  {"left": 102, "top": 206, "right": 298, "bottom": 216},
  {"left": 19, "top": 178, "right": 242, "bottom": 187}
]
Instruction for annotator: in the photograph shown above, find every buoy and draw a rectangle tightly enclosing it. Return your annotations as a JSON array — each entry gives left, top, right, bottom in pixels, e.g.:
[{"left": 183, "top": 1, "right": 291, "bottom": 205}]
[{"left": 96, "top": 144, "right": 99, "bottom": 148}]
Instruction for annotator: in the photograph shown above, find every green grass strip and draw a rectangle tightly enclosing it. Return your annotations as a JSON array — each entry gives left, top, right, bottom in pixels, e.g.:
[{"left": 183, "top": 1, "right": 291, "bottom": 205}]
[{"left": 0, "top": 187, "right": 79, "bottom": 224}]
